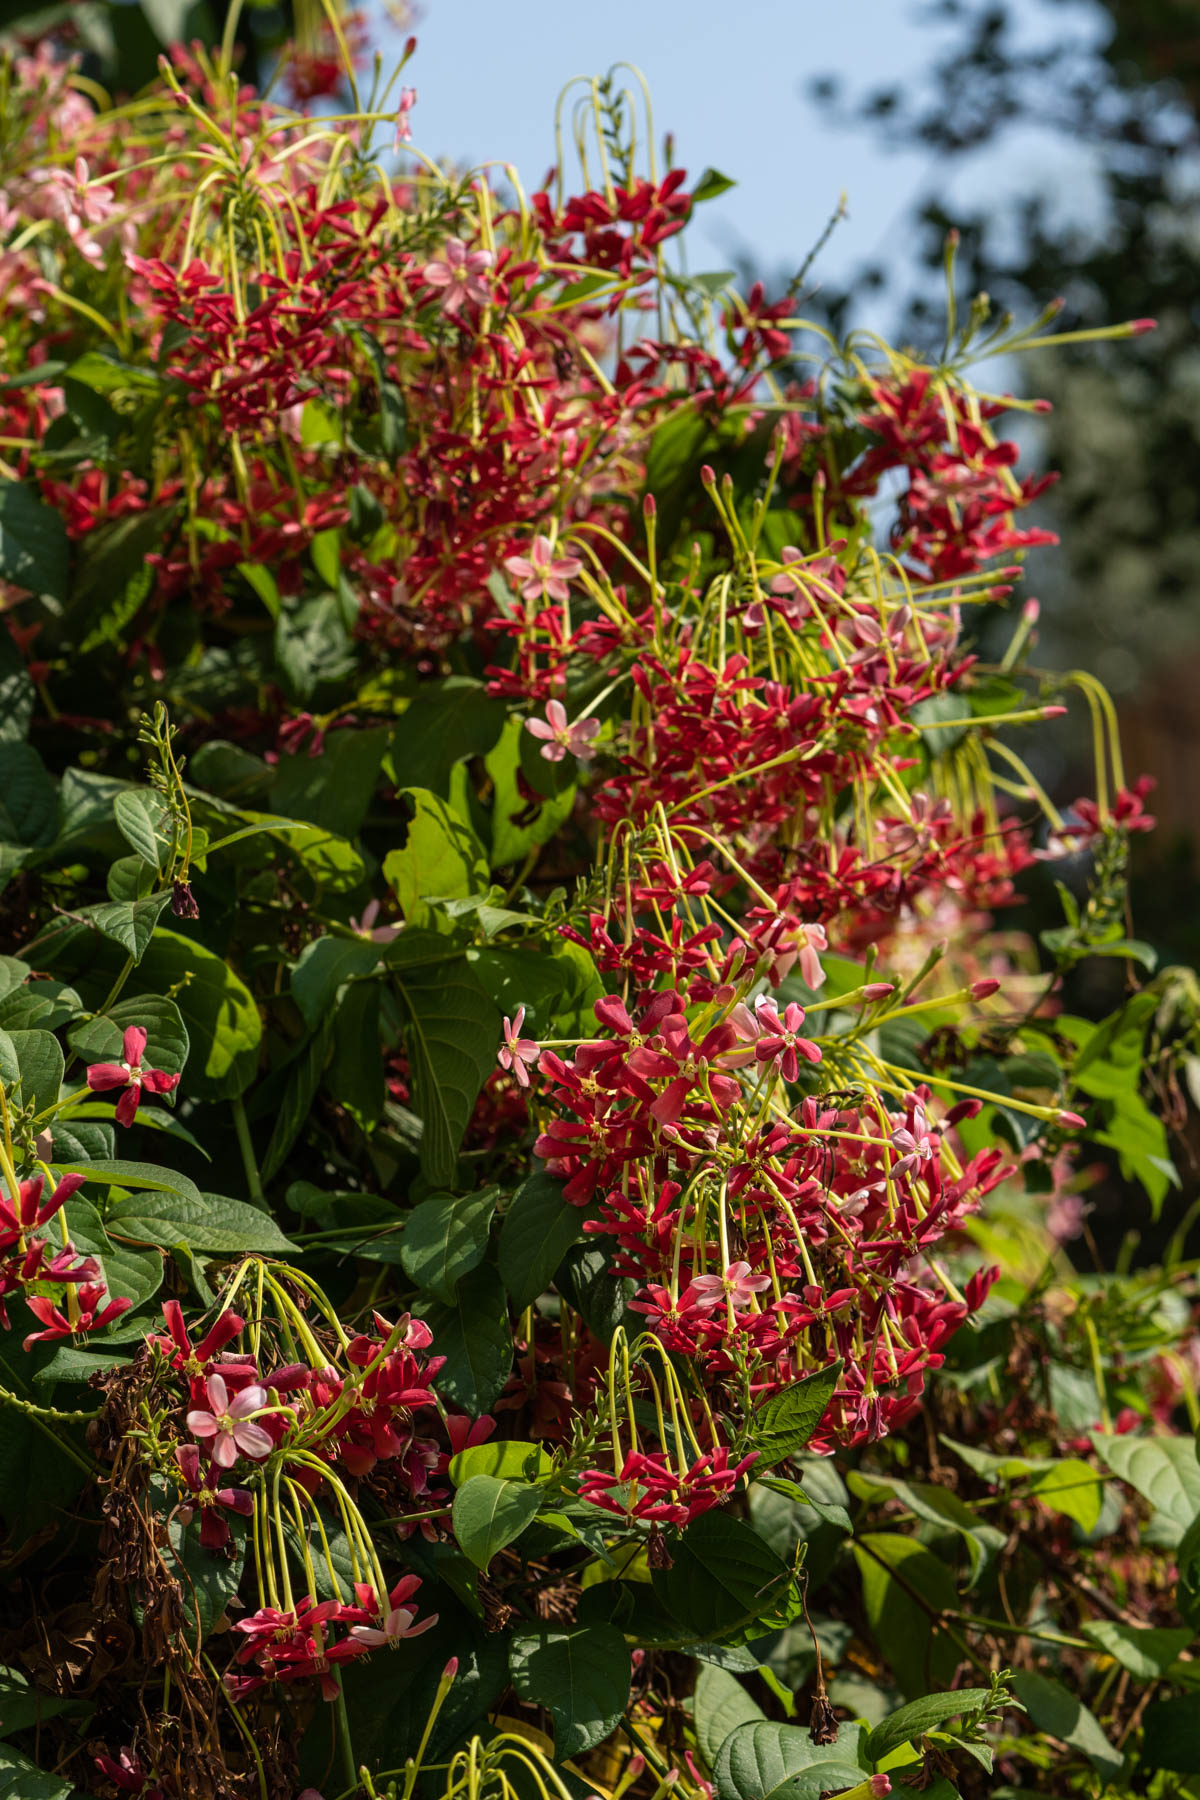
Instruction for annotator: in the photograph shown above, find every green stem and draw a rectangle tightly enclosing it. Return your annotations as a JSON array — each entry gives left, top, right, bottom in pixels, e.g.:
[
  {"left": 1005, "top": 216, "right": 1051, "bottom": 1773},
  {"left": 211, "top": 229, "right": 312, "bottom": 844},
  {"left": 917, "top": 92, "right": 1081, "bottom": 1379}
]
[
  {"left": 333, "top": 1669, "right": 359, "bottom": 1795},
  {"left": 231, "top": 1094, "right": 265, "bottom": 1207}
]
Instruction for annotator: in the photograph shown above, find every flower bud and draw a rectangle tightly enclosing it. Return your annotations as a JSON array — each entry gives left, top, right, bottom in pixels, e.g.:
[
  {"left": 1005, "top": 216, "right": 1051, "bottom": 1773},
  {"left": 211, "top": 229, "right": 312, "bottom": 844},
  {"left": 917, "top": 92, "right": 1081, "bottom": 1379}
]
[
  {"left": 863, "top": 982, "right": 896, "bottom": 1001},
  {"left": 970, "top": 978, "right": 1001, "bottom": 999},
  {"left": 1058, "top": 1110, "right": 1087, "bottom": 1129},
  {"left": 1128, "top": 317, "right": 1157, "bottom": 335},
  {"left": 643, "top": 493, "right": 657, "bottom": 519}
]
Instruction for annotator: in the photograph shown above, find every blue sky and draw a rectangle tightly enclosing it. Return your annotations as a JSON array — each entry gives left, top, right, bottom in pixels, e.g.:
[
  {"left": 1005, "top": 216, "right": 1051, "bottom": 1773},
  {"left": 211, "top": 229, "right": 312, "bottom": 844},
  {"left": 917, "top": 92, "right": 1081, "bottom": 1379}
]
[{"left": 365, "top": 0, "right": 1107, "bottom": 310}]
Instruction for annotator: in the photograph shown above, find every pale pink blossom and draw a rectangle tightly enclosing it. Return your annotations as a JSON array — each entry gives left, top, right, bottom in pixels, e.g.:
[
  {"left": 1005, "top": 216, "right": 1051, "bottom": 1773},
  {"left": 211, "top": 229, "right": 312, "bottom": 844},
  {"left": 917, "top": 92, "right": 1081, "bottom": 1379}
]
[
  {"left": 687, "top": 1261, "right": 773, "bottom": 1310},
  {"left": 349, "top": 898, "right": 405, "bottom": 944},
  {"left": 186, "top": 1372, "right": 273, "bottom": 1469},
  {"left": 422, "top": 237, "right": 492, "bottom": 314},
  {"left": 525, "top": 698, "right": 600, "bottom": 764},
  {"left": 504, "top": 533, "right": 582, "bottom": 603},
  {"left": 498, "top": 1005, "right": 539, "bottom": 1086},
  {"left": 796, "top": 921, "right": 827, "bottom": 989},
  {"left": 394, "top": 87, "right": 417, "bottom": 147}
]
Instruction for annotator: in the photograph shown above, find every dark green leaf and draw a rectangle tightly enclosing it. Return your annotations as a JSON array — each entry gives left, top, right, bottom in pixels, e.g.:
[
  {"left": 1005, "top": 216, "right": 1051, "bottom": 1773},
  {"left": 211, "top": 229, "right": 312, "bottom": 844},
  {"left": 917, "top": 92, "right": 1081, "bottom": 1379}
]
[
  {"left": 864, "top": 1688, "right": 992, "bottom": 1761},
  {"left": 292, "top": 934, "right": 381, "bottom": 1029},
  {"left": 401, "top": 1186, "right": 501, "bottom": 1303},
  {"left": 415, "top": 1263, "right": 512, "bottom": 1414},
  {"left": 652, "top": 1511, "right": 791, "bottom": 1640},
  {"left": 453, "top": 1474, "right": 545, "bottom": 1570},
  {"left": 1009, "top": 1671, "right": 1122, "bottom": 1779},
  {"left": 1141, "top": 1696, "right": 1200, "bottom": 1773},
  {"left": 260, "top": 1020, "right": 334, "bottom": 1183},
  {"left": 694, "top": 1663, "right": 766, "bottom": 1768},
  {"left": 129, "top": 930, "right": 260, "bottom": 1100},
  {"left": 383, "top": 788, "right": 489, "bottom": 925},
  {"left": 391, "top": 939, "right": 498, "bottom": 1187},
  {"left": 509, "top": 1624, "right": 632, "bottom": 1758},
  {"left": 853, "top": 1534, "right": 960, "bottom": 1696},
  {"left": 713, "top": 1721, "right": 867, "bottom": 1800},
  {"left": 1080, "top": 1619, "right": 1193, "bottom": 1678},
  {"left": 328, "top": 979, "right": 384, "bottom": 1130},
  {"left": 84, "top": 891, "right": 172, "bottom": 963},
  {"left": 498, "top": 1171, "right": 586, "bottom": 1309},
  {"left": 106, "top": 1190, "right": 296, "bottom": 1254},
  {"left": 1092, "top": 1430, "right": 1200, "bottom": 1534},
  {"left": 8, "top": 1028, "right": 62, "bottom": 1116},
  {"left": 751, "top": 1363, "right": 842, "bottom": 1466},
  {"left": 0, "top": 744, "right": 56, "bottom": 848},
  {"left": 387, "top": 678, "right": 508, "bottom": 797},
  {"left": 69, "top": 994, "right": 189, "bottom": 1077},
  {"left": 0, "top": 481, "right": 68, "bottom": 602}
]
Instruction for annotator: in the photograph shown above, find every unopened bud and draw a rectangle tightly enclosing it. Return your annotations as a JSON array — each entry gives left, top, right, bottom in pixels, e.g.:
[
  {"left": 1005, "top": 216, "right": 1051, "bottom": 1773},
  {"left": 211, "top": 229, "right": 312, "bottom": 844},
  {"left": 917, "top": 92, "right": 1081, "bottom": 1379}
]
[
  {"left": 1058, "top": 1110, "right": 1087, "bottom": 1129},
  {"left": 971, "top": 978, "right": 1001, "bottom": 999},
  {"left": 863, "top": 982, "right": 896, "bottom": 1001},
  {"left": 643, "top": 493, "right": 657, "bottom": 519},
  {"left": 441, "top": 1657, "right": 459, "bottom": 1680},
  {"left": 871, "top": 1778, "right": 892, "bottom": 1799},
  {"left": 1048, "top": 296, "right": 1066, "bottom": 316},
  {"left": 989, "top": 585, "right": 1014, "bottom": 600},
  {"left": 700, "top": 464, "right": 716, "bottom": 487},
  {"left": 404, "top": 34, "right": 417, "bottom": 56},
  {"left": 1022, "top": 598, "right": 1040, "bottom": 623},
  {"left": 1128, "top": 317, "right": 1157, "bottom": 335},
  {"left": 1032, "top": 398, "right": 1054, "bottom": 413},
  {"left": 1043, "top": 705, "right": 1068, "bottom": 717},
  {"left": 946, "top": 228, "right": 959, "bottom": 249}
]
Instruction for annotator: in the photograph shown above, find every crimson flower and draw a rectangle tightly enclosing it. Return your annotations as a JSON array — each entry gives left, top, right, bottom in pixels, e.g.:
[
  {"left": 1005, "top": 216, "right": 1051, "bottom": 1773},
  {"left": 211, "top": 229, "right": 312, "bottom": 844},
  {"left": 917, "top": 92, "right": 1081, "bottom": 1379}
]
[
  {"left": 152, "top": 1298, "right": 245, "bottom": 1383},
  {"left": 347, "top": 1574, "right": 438, "bottom": 1647},
  {"left": 175, "top": 1443, "right": 254, "bottom": 1550},
  {"left": 753, "top": 998, "right": 822, "bottom": 1081},
  {"left": 0, "top": 1170, "right": 83, "bottom": 1248},
  {"left": 186, "top": 1372, "right": 273, "bottom": 1469},
  {"left": 93, "top": 1746, "right": 163, "bottom": 1798},
  {"left": 24, "top": 1282, "right": 131, "bottom": 1349},
  {"left": 84, "top": 1026, "right": 180, "bottom": 1127}
]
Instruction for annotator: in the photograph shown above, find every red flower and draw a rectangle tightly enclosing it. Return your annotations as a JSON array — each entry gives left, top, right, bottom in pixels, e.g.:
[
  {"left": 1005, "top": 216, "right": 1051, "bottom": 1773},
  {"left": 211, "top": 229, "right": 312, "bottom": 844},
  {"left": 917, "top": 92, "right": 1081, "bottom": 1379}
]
[
  {"left": 84, "top": 1026, "right": 180, "bottom": 1127},
  {"left": 24, "top": 1282, "right": 131, "bottom": 1348}
]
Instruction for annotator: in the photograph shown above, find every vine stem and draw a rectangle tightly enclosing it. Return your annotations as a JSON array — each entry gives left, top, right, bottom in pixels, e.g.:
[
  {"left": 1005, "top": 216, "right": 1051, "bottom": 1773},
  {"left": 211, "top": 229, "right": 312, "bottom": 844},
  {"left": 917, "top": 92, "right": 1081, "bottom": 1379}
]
[
  {"left": 333, "top": 1668, "right": 359, "bottom": 1795},
  {"left": 231, "top": 1094, "right": 265, "bottom": 1207}
]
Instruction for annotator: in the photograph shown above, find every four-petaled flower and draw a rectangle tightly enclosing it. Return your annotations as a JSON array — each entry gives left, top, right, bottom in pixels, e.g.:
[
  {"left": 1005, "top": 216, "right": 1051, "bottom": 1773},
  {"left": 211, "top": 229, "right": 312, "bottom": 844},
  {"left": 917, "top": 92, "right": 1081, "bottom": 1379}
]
[
  {"left": 498, "top": 1006, "right": 539, "bottom": 1087},
  {"left": 504, "top": 534, "right": 582, "bottom": 603},
  {"left": 525, "top": 698, "right": 600, "bottom": 763},
  {"left": 422, "top": 238, "right": 493, "bottom": 314},
  {"left": 85, "top": 1026, "right": 180, "bottom": 1128},
  {"left": 24, "top": 1281, "right": 131, "bottom": 1349},
  {"left": 347, "top": 1574, "right": 439, "bottom": 1647},
  {"left": 175, "top": 1442, "right": 254, "bottom": 1550},
  {"left": 186, "top": 1371, "right": 273, "bottom": 1468}
]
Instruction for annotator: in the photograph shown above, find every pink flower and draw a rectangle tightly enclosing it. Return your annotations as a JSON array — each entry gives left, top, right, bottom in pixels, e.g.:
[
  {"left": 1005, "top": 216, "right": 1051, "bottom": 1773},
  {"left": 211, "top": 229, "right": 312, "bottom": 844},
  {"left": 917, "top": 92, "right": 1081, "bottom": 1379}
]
[
  {"left": 348, "top": 1575, "right": 438, "bottom": 1647},
  {"left": 796, "top": 922, "right": 827, "bottom": 988},
  {"left": 686, "top": 1261, "right": 773, "bottom": 1310},
  {"left": 753, "top": 997, "right": 822, "bottom": 1081},
  {"left": 525, "top": 699, "right": 601, "bottom": 764},
  {"left": 175, "top": 1442, "right": 254, "bottom": 1550},
  {"left": 504, "top": 534, "right": 582, "bottom": 603},
  {"left": 498, "top": 1006, "right": 539, "bottom": 1087},
  {"left": 84, "top": 1026, "right": 180, "bottom": 1128},
  {"left": 186, "top": 1371, "right": 273, "bottom": 1469},
  {"left": 349, "top": 898, "right": 405, "bottom": 944},
  {"left": 422, "top": 237, "right": 493, "bottom": 314},
  {"left": 394, "top": 87, "right": 417, "bottom": 147}
]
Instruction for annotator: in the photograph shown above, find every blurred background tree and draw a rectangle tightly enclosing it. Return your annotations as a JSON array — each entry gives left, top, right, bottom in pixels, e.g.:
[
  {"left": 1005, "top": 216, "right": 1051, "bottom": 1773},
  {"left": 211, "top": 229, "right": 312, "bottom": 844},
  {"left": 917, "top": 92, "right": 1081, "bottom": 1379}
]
[
  {"left": 0, "top": 0, "right": 298, "bottom": 90},
  {"left": 809, "top": 3, "right": 1200, "bottom": 854}
]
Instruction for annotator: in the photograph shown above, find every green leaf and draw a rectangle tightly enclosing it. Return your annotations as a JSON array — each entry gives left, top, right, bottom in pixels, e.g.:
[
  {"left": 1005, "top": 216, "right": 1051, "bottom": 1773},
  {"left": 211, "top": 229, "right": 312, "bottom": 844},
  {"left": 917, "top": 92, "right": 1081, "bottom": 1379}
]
[
  {"left": 652, "top": 1511, "right": 791, "bottom": 1640},
  {"left": 55, "top": 1158, "right": 201, "bottom": 1202},
  {"left": 712, "top": 1722, "right": 866, "bottom": 1800},
  {"left": 468, "top": 938, "right": 602, "bottom": 1038},
  {"left": 453, "top": 1474, "right": 546, "bottom": 1570},
  {"left": 292, "top": 935, "right": 381, "bottom": 1029},
  {"left": 694, "top": 1664, "right": 766, "bottom": 1768},
  {"left": 271, "top": 726, "right": 388, "bottom": 839},
  {"left": 130, "top": 930, "right": 260, "bottom": 1100},
  {"left": 498, "top": 1171, "right": 585, "bottom": 1310},
  {"left": 1028, "top": 1458, "right": 1104, "bottom": 1532},
  {"left": 414, "top": 1262, "right": 512, "bottom": 1414},
  {"left": 0, "top": 980, "right": 80, "bottom": 1032},
  {"left": 0, "top": 744, "right": 56, "bottom": 848},
  {"left": 0, "top": 635, "right": 33, "bottom": 748},
  {"left": 401, "top": 1186, "right": 501, "bottom": 1303},
  {"left": 751, "top": 1362, "right": 842, "bottom": 1466},
  {"left": 448, "top": 1441, "right": 553, "bottom": 1485},
  {"left": 847, "top": 1472, "right": 1004, "bottom": 1586},
  {"left": 1009, "top": 1670, "right": 1122, "bottom": 1779},
  {"left": 113, "top": 789, "right": 175, "bottom": 875},
  {"left": 1178, "top": 1513, "right": 1200, "bottom": 1632},
  {"left": 1092, "top": 1431, "right": 1200, "bottom": 1536},
  {"left": 1080, "top": 1619, "right": 1193, "bottom": 1678},
  {"left": 8, "top": 1028, "right": 62, "bottom": 1117},
  {"left": 854, "top": 1534, "right": 960, "bottom": 1696},
  {"left": 164, "top": 1502, "right": 246, "bottom": 1640},
  {"left": 0, "top": 1666, "right": 76, "bottom": 1738},
  {"left": 387, "top": 678, "right": 508, "bottom": 797},
  {"left": 509, "top": 1625, "right": 632, "bottom": 1758},
  {"left": 0, "top": 481, "right": 68, "bottom": 602},
  {"left": 1141, "top": 1696, "right": 1200, "bottom": 1773},
  {"left": 328, "top": 980, "right": 384, "bottom": 1131},
  {"left": 0, "top": 1740, "right": 73, "bottom": 1798},
  {"left": 864, "top": 1688, "right": 992, "bottom": 1761},
  {"left": 106, "top": 1190, "right": 296, "bottom": 1254},
  {"left": 64, "top": 1197, "right": 163, "bottom": 1314},
  {"left": 484, "top": 715, "right": 575, "bottom": 867},
  {"left": 84, "top": 891, "right": 172, "bottom": 963},
  {"left": 383, "top": 788, "right": 489, "bottom": 926},
  {"left": 390, "top": 937, "right": 499, "bottom": 1187},
  {"left": 260, "top": 1020, "right": 334, "bottom": 1184},
  {"left": 69, "top": 994, "right": 189, "bottom": 1077},
  {"left": 692, "top": 167, "right": 737, "bottom": 203}
]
